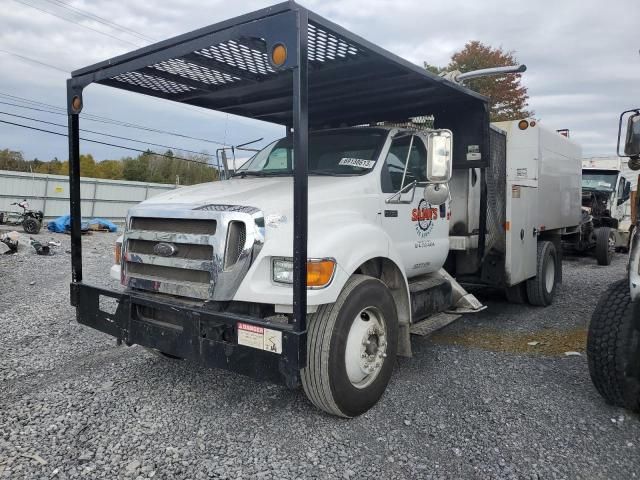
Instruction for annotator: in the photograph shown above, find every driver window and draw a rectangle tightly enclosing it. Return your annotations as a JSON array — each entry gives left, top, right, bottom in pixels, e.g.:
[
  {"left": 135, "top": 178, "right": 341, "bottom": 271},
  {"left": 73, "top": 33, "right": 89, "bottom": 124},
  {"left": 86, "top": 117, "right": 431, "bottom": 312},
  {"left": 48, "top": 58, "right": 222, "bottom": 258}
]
[
  {"left": 617, "top": 177, "right": 625, "bottom": 198},
  {"left": 381, "top": 135, "right": 427, "bottom": 192}
]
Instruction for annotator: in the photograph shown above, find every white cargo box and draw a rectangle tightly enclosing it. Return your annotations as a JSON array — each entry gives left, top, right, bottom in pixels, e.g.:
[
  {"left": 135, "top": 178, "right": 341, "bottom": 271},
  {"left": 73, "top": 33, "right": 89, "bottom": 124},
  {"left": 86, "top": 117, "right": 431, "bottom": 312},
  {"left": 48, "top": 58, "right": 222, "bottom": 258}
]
[
  {"left": 449, "top": 120, "right": 582, "bottom": 288},
  {"left": 492, "top": 120, "right": 582, "bottom": 285}
]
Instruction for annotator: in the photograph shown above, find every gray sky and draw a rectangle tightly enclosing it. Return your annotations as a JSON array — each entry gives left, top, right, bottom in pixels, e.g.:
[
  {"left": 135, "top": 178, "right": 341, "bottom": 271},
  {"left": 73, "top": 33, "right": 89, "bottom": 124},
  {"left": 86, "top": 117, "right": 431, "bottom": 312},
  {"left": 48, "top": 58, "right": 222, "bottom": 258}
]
[{"left": 1, "top": 0, "right": 638, "bottom": 162}]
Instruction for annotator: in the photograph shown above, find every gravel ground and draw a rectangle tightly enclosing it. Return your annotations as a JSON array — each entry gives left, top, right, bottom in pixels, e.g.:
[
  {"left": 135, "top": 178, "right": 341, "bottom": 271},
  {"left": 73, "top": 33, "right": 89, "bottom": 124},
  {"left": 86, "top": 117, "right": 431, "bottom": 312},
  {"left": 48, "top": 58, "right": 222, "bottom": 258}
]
[{"left": 1, "top": 226, "right": 639, "bottom": 479}]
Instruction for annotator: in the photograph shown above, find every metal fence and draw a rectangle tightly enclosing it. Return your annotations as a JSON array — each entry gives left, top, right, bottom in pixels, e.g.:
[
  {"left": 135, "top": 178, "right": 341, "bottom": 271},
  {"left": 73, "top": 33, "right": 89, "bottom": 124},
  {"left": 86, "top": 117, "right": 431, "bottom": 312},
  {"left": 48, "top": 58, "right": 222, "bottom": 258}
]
[{"left": 0, "top": 170, "right": 176, "bottom": 221}]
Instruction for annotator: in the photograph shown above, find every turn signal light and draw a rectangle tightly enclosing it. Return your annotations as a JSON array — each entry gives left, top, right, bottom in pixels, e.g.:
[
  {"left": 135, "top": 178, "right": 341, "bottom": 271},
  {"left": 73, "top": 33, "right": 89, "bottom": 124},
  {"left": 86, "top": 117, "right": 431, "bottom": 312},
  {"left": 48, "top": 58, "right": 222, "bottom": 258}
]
[
  {"left": 518, "top": 119, "right": 529, "bottom": 130},
  {"left": 306, "top": 259, "right": 336, "bottom": 288},
  {"left": 272, "top": 257, "right": 336, "bottom": 288}
]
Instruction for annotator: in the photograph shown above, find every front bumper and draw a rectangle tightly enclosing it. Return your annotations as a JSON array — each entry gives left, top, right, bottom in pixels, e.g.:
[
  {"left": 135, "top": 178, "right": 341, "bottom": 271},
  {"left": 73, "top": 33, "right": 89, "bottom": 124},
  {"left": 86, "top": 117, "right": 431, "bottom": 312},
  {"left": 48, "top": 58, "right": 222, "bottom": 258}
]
[{"left": 71, "top": 282, "right": 305, "bottom": 387}]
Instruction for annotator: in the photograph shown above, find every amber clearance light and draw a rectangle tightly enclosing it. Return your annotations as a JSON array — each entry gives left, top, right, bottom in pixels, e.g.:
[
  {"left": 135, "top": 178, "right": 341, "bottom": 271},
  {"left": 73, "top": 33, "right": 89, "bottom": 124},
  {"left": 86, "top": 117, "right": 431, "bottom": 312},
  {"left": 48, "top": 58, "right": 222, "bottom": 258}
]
[
  {"left": 114, "top": 240, "right": 122, "bottom": 265},
  {"left": 271, "top": 44, "right": 287, "bottom": 66},
  {"left": 71, "top": 95, "right": 82, "bottom": 112},
  {"left": 518, "top": 119, "right": 529, "bottom": 130}
]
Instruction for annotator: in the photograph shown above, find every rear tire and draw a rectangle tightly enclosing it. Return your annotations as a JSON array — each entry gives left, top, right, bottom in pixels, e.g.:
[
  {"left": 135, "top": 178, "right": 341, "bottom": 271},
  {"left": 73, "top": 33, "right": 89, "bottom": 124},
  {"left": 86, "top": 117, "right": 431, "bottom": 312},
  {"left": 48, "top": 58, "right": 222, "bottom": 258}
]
[
  {"left": 23, "top": 217, "right": 41, "bottom": 234},
  {"left": 505, "top": 282, "right": 528, "bottom": 304},
  {"left": 595, "top": 227, "right": 614, "bottom": 266},
  {"left": 526, "top": 241, "right": 558, "bottom": 306},
  {"left": 301, "top": 274, "right": 398, "bottom": 417},
  {"left": 587, "top": 280, "right": 640, "bottom": 412}
]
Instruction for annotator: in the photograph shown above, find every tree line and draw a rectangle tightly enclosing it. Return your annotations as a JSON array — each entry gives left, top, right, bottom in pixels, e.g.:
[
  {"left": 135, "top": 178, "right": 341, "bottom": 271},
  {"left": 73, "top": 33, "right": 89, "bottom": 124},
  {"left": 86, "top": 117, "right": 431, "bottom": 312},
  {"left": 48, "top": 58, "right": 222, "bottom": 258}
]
[{"left": 0, "top": 148, "right": 219, "bottom": 185}]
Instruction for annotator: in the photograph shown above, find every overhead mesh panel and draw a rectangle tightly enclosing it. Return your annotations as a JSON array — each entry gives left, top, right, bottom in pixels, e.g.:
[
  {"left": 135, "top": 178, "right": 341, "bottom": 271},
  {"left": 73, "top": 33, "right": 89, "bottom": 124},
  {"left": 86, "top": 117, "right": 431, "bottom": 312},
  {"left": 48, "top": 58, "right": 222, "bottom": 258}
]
[
  {"left": 106, "top": 20, "right": 367, "bottom": 100},
  {"left": 308, "top": 23, "right": 360, "bottom": 63},
  {"left": 150, "top": 58, "right": 240, "bottom": 85},
  {"left": 195, "top": 40, "right": 276, "bottom": 77},
  {"left": 111, "top": 71, "right": 196, "bottom": 95}
]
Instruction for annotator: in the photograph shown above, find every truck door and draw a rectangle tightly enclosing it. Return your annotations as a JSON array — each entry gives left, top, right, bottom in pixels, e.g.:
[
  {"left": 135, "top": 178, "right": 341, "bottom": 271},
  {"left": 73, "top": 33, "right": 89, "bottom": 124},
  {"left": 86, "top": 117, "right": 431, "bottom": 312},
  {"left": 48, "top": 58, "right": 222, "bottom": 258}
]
[
  {"left": 614, "top": 175, "right": 627, "bottom": 221},
  {"left": 379, "top": 134, "right": 450, "bottom": 276}
]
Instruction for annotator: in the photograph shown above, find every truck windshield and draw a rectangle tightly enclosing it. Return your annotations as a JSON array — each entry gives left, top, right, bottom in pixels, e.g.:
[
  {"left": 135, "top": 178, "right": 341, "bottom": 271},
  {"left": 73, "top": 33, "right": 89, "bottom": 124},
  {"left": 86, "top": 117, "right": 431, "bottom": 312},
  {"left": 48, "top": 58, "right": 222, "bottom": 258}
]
[
  {"left": 582, "top": 171, "right": 618, "bottom": 192},
  {"left": 234, "top": 129, "right": 386, "bottom": 177}
]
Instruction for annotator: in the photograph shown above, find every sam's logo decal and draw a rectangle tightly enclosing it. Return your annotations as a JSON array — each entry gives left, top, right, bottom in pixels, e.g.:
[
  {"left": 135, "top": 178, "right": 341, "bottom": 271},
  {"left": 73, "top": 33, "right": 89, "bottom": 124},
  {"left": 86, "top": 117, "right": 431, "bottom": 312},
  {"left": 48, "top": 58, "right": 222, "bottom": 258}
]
[{"left": 412, "top": 199, "right": 439, "bottom": 237}]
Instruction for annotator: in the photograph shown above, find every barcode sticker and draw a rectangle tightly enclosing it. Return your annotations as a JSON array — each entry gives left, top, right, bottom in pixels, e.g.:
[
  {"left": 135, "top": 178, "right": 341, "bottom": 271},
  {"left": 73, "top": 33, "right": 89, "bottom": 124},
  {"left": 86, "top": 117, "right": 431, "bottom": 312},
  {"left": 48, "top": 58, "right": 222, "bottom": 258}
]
[{"left": 339, "top": 158, "right": 375, "bottom": 168}]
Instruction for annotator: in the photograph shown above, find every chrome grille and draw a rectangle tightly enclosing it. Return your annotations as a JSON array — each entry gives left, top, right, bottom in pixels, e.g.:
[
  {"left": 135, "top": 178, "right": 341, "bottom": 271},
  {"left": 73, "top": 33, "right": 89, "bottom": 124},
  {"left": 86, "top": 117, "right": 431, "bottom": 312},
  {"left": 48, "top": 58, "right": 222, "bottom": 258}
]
[
  {"left": 224, "top": 221, "right": 246, "bottom": 269},
  {"left": 123, "top": 207, "right": 262, "bottom": 302},
  {"left": 124, "top": 216, "right": 217, "bottom": 300}
]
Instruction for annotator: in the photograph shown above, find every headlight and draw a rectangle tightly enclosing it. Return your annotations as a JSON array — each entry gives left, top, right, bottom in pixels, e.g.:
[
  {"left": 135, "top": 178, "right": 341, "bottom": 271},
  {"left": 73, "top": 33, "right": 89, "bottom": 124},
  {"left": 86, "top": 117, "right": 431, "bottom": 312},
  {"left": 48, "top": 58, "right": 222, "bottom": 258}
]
[{"left": 272, "top": 257, "right": 336, "bottom": 288}]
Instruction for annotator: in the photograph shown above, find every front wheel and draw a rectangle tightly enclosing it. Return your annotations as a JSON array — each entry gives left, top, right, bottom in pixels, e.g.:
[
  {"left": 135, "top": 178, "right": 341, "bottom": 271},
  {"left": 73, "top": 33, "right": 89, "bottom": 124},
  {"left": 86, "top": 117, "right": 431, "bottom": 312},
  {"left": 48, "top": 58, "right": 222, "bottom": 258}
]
[
  {"left": 23, "top": 217, "right": 41, "bottom": 234},
  {"left": 587, "top": 280, "right": 640, "bottom": 412},
  {"left": 301, "top": 275, "right": 398, "bottom": 417}
]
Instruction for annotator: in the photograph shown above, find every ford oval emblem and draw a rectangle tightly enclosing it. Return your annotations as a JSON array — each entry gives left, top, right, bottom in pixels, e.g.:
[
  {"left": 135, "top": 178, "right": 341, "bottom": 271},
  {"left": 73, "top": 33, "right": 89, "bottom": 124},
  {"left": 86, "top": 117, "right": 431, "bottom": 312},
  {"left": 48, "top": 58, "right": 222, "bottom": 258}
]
[{"left": 153, "top": 242, "right": 178, "bottom": 257}]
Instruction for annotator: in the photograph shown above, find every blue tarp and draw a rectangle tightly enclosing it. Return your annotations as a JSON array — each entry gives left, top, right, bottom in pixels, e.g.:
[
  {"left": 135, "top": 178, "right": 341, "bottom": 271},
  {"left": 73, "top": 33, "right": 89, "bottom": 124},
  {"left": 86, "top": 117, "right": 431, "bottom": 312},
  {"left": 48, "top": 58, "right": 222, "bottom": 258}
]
[{"left": 47, "top": 215, "right": 117, "bottom": 233}]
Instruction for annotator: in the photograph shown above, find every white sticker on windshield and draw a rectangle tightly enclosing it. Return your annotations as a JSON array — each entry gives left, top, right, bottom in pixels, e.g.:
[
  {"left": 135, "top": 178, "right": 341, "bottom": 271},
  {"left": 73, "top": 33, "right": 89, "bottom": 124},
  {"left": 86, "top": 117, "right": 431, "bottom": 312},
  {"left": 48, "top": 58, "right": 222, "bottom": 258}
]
[{"left": 339, "top": 158, "right": 375, "bottom": 169}]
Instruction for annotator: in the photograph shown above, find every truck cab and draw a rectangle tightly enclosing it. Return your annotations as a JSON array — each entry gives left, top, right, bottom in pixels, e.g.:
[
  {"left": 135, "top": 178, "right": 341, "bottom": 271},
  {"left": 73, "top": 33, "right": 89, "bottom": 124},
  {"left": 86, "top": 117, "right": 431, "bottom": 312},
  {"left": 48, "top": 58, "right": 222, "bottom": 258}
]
[
  {"left": 112, "top": 126, "right": 453, "bottom": 308},
  {"left": 581, "top": 159, "right": 632, "bottom": 250}
]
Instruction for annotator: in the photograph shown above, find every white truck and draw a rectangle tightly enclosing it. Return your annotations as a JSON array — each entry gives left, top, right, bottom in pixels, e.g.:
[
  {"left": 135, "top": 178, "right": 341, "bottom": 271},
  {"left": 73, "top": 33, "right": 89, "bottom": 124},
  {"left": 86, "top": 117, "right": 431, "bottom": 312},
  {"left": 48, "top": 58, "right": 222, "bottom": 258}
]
[
  {"left": 66, "top": 3, "right": 582, "bottom": 417},
  {"left": 587, "top": 108, "right": 640, "bottom": 413},
  {"left": 575, "top": 157, "right": 633, "bottom": 264},
  {"left": 105, "top": 118, "right": 580, "bottom": 416}
]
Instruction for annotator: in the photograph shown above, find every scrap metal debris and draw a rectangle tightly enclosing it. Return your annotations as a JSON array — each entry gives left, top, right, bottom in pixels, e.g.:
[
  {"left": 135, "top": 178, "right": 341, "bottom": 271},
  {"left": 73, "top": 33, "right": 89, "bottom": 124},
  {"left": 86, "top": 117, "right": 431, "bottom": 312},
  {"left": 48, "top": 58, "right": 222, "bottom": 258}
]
[
  {"left": 0, "top": 230, "right": 20, "bottom": 254},
  {"left": 30, "top": 238, "right": 51, "bottom": 256}
]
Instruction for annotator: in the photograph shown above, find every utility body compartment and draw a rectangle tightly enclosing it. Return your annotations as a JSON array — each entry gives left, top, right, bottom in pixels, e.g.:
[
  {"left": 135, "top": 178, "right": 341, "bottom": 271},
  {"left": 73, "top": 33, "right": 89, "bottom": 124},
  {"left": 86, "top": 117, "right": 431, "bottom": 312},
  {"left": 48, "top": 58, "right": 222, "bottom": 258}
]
[{"left": 450, "top": 120, "right": 582, "bottom": 287}]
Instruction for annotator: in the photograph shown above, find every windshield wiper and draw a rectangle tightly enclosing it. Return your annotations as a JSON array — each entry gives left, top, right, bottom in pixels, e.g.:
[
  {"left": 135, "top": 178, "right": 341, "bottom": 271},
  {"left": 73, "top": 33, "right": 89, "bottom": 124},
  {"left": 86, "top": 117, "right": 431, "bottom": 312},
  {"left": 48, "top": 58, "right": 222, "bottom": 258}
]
[
  {"left": 231, "top": 170, "right": 293, "bottom": 178},
  {"left": 308, "top": 169, "right": 359, "bottom": 176}
]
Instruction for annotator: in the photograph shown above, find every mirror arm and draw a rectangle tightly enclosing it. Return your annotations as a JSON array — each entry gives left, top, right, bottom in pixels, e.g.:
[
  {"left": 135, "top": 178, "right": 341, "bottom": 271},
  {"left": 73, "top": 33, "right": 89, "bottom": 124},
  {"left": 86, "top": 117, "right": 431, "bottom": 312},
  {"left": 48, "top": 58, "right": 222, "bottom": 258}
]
[
  {"left": 386, "top": 180, "right": 417, "bottom": 204},
  {"left": 399, "top": 136, "right": 414, "bottom": 192}
]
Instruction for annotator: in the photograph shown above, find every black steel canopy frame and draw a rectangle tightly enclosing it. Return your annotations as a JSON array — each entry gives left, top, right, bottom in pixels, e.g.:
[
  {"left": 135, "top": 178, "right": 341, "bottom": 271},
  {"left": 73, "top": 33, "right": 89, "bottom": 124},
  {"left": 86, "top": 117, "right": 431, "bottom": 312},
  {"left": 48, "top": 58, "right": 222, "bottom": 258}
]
[{"left": 67, "top": 1, "right": 489, "bottom": 385}]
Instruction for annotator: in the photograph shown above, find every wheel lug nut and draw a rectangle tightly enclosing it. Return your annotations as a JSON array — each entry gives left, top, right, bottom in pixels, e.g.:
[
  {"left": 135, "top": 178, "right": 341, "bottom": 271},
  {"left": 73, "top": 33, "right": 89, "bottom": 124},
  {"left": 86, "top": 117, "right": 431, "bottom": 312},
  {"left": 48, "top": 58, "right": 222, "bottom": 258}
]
[{"left": 382, "top": 353, "right": 387, "bottom": 358}]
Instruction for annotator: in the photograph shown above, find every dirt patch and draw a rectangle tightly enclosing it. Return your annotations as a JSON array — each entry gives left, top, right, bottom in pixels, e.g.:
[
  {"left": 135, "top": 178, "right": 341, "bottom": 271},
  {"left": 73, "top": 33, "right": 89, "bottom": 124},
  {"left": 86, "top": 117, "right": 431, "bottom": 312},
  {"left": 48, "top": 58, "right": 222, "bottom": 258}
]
[{"left": 430, "top": 326, "right": 588, "bottom": 357}]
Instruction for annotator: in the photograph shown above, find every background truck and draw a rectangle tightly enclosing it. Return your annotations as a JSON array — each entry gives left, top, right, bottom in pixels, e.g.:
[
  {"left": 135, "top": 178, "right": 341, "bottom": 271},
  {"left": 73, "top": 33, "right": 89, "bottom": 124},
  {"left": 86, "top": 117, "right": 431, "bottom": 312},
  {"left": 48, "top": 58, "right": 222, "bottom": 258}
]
[
  {"left": 567, "top": 158, "right": 632, "bottom": 265},
  {"left": 587, "top": 108, "right": 640, "bottom": 413},
  {"left": 67, "top": 2, "right": 580, "bottom": 417}
]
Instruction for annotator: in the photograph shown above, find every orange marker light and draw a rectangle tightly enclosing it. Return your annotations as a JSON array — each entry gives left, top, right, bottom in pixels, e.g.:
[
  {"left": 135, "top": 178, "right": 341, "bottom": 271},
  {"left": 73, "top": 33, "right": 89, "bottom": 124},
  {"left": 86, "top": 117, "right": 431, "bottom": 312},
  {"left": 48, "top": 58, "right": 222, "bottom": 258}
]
[
  {"left": 114, "top": 242, "right": 122, "bottom": 265},
  {"left": 71, "top": 95, "right": 82, "bottom": 112},
  {"left": 518, "top": 120, "right": 528, "bottom": 130},
  {"left": 271, "top": 44, "right": 287, "bottom": 66},
  {"left": 307, "top": 259, "right": 336, "bottom": 287}
]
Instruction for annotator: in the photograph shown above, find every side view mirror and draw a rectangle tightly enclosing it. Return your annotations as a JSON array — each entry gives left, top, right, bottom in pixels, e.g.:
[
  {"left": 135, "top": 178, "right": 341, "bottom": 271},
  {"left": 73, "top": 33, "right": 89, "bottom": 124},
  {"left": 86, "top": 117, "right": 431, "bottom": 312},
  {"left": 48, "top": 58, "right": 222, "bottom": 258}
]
[
  {"left": 618, "top": 110, "right": 640, "bottom": 165},
  {"left": 426, "top": 129, "right": 453, "bottom": 183},
  {"left": 625, "top": 113, "right": 640, "bottom": 157},
  {"left": 424, "top": 183, "right": 449, "bottom": 205}
]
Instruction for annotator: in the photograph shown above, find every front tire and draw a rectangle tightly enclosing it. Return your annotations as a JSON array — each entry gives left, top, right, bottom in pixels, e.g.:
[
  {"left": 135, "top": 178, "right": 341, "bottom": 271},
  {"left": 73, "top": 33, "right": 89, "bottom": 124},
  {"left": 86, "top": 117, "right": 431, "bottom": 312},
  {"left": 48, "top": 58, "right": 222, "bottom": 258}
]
[
  {"left": 595, "top": 227, "right": 615, "bottom": 266},
  {"left": 301, "top": 275, "right": 398, "bottom": 417},
  {"left": 526, "top": 241, "right": 559, "bottom": 306},
  {"left": 587, "top": 280, "right": 640, "bottom": 412},
  {"left": 23, "top": 217, "right": 41, "bottom": 234}
]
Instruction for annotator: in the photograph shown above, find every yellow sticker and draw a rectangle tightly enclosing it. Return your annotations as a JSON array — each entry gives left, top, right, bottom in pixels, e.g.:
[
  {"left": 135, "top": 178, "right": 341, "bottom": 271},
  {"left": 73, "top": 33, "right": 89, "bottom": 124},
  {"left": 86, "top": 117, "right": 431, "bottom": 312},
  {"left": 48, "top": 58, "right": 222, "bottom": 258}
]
[{"left": 54, "top": 186, "right": 64, "bottom": 193}]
